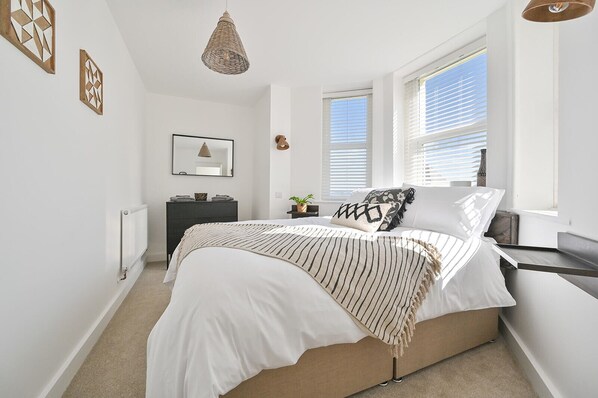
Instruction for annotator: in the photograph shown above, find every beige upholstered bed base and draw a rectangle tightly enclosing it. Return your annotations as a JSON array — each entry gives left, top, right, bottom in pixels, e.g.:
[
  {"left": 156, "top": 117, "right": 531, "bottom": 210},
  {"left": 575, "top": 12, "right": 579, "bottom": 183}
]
[{"left": 223, "top": 307, "right": 498, "bottom": 398}]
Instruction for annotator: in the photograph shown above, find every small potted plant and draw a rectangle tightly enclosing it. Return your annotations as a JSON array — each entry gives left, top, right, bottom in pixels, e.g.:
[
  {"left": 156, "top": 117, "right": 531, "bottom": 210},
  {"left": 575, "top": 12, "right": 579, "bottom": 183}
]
[{"left": 289, "top": 194, "right": 314, "bottom": 213}]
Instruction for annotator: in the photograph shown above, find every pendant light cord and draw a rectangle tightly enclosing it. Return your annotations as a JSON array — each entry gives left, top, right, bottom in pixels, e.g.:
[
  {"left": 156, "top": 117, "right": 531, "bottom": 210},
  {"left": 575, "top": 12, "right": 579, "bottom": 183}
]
[{"left": 225, "top": 0, "right": 228, "bottom": 11}]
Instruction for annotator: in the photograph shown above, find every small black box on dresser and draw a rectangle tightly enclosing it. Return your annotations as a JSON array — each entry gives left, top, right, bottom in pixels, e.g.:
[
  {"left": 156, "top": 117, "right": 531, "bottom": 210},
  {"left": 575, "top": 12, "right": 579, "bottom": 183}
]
[{"left": 166, "top": 200, "right": 238, "bottom": 266}]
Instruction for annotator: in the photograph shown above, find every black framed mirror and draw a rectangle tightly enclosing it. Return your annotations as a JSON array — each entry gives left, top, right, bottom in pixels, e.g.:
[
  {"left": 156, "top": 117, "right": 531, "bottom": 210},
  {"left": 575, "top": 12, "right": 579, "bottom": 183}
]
[{"left": 171, "top": 134, "right": 234, "bottom": 177}]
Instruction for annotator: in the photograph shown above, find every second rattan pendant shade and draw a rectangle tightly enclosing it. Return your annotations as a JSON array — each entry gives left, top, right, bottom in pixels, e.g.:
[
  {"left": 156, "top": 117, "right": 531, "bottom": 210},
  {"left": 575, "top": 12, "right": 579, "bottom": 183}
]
[
  {"left": 202, "top": 11, "right": 250, "bottom": 75},
  {"left": 198, "top": 142, "right": 212, "bottom": 157}
]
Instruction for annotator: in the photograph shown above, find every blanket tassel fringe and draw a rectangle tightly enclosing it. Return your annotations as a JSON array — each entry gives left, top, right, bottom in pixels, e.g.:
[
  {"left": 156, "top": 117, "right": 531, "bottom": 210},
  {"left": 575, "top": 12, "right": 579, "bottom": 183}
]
[{"left": 391, "top": 240, "right": 441, "bottom": 358}]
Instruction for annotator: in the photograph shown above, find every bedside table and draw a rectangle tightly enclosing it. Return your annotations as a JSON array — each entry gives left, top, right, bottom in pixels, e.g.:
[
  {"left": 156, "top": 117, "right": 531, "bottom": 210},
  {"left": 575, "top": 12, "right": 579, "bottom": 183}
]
[
  {"left": 287, "top": 205, "right": 319, "bottom": 219},
  {"left": 494, "top": 232, "right": 598, "bottom": 299}
]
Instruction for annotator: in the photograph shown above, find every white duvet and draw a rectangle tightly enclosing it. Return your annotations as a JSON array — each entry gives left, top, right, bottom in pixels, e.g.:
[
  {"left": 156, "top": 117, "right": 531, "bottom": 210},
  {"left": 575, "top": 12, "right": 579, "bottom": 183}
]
[{"left": 146, "top": 217, "right": 515, "bottom": 398}]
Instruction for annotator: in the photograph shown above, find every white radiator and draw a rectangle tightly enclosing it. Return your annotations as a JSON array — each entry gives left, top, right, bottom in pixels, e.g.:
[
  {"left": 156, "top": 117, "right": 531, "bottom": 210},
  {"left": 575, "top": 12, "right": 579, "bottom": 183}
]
[{"left": 121, "top": 204, "right": 148, "bottom": 276}]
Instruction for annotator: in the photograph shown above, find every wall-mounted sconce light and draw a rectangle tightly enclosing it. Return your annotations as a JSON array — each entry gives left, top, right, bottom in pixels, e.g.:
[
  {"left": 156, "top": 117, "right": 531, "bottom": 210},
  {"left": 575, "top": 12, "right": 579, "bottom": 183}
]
[
  {"left": 275, "top": 135, "right": 290, "bottom": 150},
  {"left": 523, "top": 0, "right": 595, "bottom": 22},
  {"left": 198, "top": 142, "right": 212, "bottom": 157}
]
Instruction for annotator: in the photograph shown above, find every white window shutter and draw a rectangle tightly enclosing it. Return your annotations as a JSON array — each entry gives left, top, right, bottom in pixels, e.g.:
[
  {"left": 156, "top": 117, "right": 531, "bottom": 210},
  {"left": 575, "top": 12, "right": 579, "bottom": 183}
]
[
  {"left": 322, "top": 95, "right": 372, "bottom": 201},
  {"left": 404, "top": 50, "right": 487, "bottom": 186}
]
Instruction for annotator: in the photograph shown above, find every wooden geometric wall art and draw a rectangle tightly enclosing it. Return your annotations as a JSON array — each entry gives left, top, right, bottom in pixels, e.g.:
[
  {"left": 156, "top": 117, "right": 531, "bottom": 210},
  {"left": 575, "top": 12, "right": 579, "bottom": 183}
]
[
  {"left": 79, "top": 49, "right": 104, "bottom": 115},
  {"left": 0, "top": 0, "right": 55, "bottom": 73}
]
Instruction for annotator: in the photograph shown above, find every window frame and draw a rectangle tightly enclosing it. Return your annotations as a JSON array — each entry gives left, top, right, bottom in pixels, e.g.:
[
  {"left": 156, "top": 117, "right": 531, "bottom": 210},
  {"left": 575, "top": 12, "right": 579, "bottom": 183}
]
[
  {"left": 321, "top": 90, "right": 373, "bottom": 201},
  {"left": 403, "top": 44, "right": 488, "bottom": 187}
]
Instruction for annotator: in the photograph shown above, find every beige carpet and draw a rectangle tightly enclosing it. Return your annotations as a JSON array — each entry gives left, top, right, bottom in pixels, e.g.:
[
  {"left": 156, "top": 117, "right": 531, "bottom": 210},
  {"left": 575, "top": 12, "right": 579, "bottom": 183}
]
[
  {"left": 64, "top": 262, "right": 536, "bottom": 398},
  {"left": 64, "top": 262, "right": 170, "bottom": 398}
]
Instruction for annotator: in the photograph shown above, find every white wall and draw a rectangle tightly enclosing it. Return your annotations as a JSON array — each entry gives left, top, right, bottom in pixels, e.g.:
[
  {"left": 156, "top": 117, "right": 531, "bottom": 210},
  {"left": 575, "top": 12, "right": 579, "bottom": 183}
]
[
  {"left": 500, "top": 4, "right": 598, "bottom": 398},
  {"left": 269, "top": 85, "right": 292, "bottom": 219},
  {"left": 486, "top": 5, "right": 514, "bottom": 209},
  {"left": 289, "top": 86, "right": 323, "bottom": 201},
  {"left": 371, "top": 79, "right": 386, "bottom": 187},
  {"left": 252, "top": 90, "right": 271, "bottom": 220},
  {"left": 511, "top": 1, "right": 558, "bottom": 210},
  {"left": 385, "top": 73, "right": 401, "bottom": 186},
  {"left": 144, "top": 93, "right": 255, "bottom": 260},
  {"left": 0, "top": 1, "right": 146, "bottom": 397},
  {"left": 249, "top": 85, "right": 295, "bottom": 220},
  {"left": 557, "top": 14, "right": 598, "bottom": 240}
]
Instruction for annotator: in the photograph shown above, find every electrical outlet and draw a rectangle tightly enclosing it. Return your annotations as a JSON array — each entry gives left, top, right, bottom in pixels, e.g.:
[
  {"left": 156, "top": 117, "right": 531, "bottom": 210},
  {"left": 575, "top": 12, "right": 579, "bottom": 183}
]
[{"left": 275, "top": 192, "right": 282, "bottom": 199}]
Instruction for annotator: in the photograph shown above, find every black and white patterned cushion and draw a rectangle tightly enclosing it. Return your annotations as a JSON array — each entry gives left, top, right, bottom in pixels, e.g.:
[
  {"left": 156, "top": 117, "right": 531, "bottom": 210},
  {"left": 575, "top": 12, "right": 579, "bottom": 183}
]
[
  {"left": 331, "top": 202, "right": 393, "bottom": 233},
  {"left": 363, "top": 188, "right": 416, "bottom": 231}
]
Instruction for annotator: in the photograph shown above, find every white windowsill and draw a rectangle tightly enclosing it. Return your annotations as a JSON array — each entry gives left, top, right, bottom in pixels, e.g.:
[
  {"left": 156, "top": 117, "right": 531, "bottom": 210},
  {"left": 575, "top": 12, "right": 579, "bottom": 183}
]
[{"left": 512, "top": 209, "right": 570, "bottom": 226}]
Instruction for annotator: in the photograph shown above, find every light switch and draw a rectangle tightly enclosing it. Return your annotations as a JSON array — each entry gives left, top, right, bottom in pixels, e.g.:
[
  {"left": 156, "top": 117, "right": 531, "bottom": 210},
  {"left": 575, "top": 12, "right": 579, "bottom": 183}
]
[{"left": 274, "top": 192, "right": 282, "bottom": 199}]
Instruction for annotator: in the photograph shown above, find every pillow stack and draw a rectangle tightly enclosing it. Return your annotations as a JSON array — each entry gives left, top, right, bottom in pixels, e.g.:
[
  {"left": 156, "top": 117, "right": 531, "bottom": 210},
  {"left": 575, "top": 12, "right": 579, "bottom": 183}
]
[{"left": 332, "top": 184, "right": 505, "bottom": 239}]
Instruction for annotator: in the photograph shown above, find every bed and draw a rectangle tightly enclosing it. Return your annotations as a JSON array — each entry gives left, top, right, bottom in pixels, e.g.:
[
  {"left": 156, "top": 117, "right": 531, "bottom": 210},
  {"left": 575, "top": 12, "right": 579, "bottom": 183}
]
[{"left": 146, "top": 201, "right": 517, "bottom": 398}]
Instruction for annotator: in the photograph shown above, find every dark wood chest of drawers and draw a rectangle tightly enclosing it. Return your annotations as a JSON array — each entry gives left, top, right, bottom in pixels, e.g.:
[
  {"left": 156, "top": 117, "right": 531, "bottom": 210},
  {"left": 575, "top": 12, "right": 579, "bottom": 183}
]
[{"left": 166, "top": 201, "right": 238, "bottom": 264}]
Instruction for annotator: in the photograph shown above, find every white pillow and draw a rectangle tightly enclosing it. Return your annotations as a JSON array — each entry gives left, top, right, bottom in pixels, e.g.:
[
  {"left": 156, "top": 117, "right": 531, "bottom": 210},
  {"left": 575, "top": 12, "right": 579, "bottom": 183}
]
[
  {"left": 331, "top": 202, "right": 393, "bottom": 233},
  {"left": 346, "top": 188, "right": 377, "bottom": 203},
  {"left": 400, "top": 184, "right": 505, "bottom": 240},
  {"left": 346, "top": 187, "right": 403, "bottom": 203}
]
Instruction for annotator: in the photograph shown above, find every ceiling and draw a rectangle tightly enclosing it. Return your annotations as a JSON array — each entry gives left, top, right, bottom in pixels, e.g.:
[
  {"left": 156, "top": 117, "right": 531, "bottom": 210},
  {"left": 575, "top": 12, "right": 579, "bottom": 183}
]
[{"left": 106, "top": 0, "right": 508, "bottom": 106}]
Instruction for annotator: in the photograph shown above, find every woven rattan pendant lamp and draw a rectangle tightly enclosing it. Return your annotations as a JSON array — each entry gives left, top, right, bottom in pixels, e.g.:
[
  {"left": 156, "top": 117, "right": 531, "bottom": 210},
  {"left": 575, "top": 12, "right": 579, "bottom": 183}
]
[
  {"left": 522, "top": 0, "right": 595, "bottom": 22},
  {"left": 202, "top": 1, "right": 249, "bottom": 75}
]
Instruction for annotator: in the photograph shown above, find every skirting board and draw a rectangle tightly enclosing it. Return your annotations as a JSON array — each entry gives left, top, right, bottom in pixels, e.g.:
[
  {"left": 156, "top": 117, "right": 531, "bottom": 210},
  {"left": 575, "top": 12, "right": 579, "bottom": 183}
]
[
  {"left": 38, "top": 258, "right": 146, "bottom": 398},
  {"left": 147, "top": 251, "right": 166, "bottom": 264},
  {"left": 499, "top": 314, "right": 560, "bottom": 398}
]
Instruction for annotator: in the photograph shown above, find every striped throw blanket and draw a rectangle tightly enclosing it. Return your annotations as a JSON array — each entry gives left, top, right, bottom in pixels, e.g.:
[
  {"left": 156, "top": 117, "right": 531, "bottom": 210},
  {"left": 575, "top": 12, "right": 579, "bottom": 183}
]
[{"left": 176, "top": 223, "right": 441, "bottom": 355}]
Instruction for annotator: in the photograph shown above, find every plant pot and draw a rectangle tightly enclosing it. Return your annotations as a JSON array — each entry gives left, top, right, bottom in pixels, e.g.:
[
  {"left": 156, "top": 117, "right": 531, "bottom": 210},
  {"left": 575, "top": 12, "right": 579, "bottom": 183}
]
[{"left": 296, "top": 203, "right": 307, "bottom": 213}]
